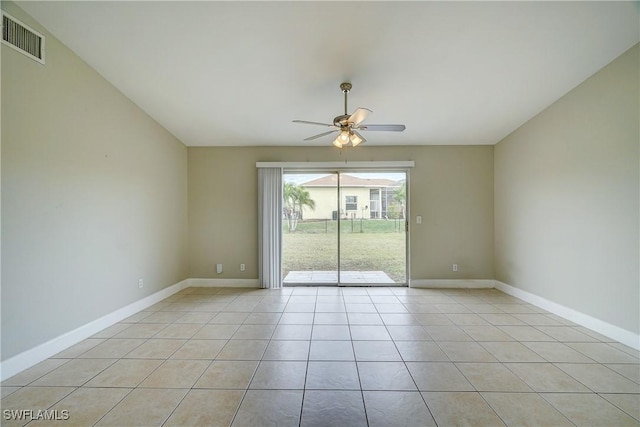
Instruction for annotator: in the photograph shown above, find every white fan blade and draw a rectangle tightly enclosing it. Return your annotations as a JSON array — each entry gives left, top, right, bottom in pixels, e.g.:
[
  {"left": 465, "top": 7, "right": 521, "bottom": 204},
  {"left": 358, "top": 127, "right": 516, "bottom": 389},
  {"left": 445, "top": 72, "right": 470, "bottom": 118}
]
[
  {"left": 347, "top": 108, "right": 372, "bottom": 126},
  {"left": 358, "top": 124, "right": 406, "bottom": 132},
  {"left": 293, "top": 120, "right": 333, "bottom": 127},
  {"left": 304, "top": 130, "right": 338, "bottom": 141}
]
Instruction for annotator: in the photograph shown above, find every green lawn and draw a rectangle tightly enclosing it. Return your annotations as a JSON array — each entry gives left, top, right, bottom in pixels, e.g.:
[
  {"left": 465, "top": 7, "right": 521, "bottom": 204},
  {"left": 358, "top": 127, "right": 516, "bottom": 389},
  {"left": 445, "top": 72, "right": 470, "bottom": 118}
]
[{"left": 282, "top": 220, "right": 406, "bottom": 283}]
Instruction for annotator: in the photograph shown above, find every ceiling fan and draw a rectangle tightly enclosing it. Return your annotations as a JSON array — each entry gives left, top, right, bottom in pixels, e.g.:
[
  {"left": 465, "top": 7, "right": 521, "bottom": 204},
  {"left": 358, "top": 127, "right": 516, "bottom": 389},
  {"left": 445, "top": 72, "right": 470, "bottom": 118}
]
[{"left": 293, "top": 82, "right": 406, "bottom": 148}]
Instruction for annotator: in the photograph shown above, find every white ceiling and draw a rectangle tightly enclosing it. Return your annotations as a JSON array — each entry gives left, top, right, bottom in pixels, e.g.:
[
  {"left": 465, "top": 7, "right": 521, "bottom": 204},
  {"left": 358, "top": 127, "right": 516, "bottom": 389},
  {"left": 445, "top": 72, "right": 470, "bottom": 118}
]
[{"left": 17, "top": 1, "right": 640, "bottom": 147}]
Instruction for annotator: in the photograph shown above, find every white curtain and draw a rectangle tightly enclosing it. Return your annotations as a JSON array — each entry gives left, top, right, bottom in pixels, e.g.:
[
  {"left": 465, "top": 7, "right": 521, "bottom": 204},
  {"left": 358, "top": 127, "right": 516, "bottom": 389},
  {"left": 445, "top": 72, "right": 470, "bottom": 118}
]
[{"left": 258, "top": 167, "right": 283, "bottom": 289}]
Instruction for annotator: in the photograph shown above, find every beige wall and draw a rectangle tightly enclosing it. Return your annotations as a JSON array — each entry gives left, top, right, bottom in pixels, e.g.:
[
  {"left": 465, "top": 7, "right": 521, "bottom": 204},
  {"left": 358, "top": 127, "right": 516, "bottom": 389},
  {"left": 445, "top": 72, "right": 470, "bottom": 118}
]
[
  {"left": 495, "top": 44, "right": 639, "bottom": 334},
  {"left": 1, "top": 2, "right": 189, "bottom": 360},
  {"left": 188, "top": 145, "right": 494, "bottom": 281}
]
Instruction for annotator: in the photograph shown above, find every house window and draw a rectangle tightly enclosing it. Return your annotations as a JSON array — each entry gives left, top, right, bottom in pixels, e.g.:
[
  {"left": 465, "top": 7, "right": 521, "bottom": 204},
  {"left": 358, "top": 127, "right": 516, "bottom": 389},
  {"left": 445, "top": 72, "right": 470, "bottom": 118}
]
[{"left": 345, "top": 195, "right": 358, "bottom": 211}]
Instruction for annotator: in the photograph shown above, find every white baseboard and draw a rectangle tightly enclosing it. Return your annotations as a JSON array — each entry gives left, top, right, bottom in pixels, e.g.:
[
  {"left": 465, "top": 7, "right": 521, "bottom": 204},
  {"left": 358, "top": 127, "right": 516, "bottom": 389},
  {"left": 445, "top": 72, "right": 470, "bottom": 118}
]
[
  {"left": 495, "top": 281, "right": 640, "bottom": 351},
  {"left": 411, "top": 279, "right": 495, "bottom": 289},
  {"left": 188, "top": 278, "right": 260, "bottom": 288},
  {"left": 0, "top": 279, "right": 189, "bottom": 382}
]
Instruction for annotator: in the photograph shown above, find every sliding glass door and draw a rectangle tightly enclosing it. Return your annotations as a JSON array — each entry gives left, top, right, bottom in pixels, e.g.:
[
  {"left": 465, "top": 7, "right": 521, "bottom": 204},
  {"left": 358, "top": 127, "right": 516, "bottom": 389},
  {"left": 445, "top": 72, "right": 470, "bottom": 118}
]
[{"left": 282, "top": 170, "right": 407, "bottom": 286}]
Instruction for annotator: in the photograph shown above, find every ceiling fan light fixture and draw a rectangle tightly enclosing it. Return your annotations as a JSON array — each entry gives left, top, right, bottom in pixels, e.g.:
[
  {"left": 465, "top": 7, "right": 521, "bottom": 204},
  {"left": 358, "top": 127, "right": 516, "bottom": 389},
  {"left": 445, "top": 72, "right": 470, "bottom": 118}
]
[
  {"left": 339, "top": 130, "right": 350, "bottom": 143},
  {"left": 350, "top": 131, "right": 363, "bottom": 147},
  {"left": 332, "top": 137, "right": 343, "bottom": 148}
]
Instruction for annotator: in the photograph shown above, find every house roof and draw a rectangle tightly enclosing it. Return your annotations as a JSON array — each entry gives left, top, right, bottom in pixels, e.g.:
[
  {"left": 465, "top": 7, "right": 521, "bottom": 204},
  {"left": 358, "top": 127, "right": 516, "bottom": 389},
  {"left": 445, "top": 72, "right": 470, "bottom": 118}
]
[{"left": 302, "top": 174, "right": 399, "bottom": 188}]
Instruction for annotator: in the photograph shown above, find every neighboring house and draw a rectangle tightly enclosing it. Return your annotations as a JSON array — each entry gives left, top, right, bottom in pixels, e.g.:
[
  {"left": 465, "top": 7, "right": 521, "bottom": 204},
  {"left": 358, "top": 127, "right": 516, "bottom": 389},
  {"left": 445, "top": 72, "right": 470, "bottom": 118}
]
[{"left": 300, "top": 174, "right": 404, "bottom": 220}]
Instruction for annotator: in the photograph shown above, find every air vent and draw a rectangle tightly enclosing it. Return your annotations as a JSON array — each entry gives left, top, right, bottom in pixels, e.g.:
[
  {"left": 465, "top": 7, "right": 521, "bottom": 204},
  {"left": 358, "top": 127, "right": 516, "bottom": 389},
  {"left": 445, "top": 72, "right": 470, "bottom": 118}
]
[{"left": 2, "top": 12, "right": 45, "bottom": 64}]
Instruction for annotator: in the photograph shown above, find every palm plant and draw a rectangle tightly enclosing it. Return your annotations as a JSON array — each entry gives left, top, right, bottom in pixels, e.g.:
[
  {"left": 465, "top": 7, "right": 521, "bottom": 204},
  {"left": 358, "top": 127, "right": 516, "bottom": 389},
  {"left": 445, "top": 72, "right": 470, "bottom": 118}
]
[{"left": 283, "top": 183, "right": 316, "bottom": 232}]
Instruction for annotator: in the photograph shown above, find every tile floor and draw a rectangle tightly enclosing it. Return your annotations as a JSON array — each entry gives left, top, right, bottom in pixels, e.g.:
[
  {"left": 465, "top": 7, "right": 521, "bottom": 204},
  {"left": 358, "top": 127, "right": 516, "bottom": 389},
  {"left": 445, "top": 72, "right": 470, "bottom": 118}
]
[
  {"left": 283, "top": 271, "right": 395, "bottom": 284},
  {"left": 1, "top": 286, "right": 639, "bottom": 426}
]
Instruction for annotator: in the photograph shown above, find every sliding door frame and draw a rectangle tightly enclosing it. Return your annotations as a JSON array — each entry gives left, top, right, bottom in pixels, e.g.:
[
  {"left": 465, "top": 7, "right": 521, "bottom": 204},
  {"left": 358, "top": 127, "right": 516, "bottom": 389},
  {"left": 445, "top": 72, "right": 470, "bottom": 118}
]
[{"left": 267, "top": 161, "right": 414, "bottom": 287}]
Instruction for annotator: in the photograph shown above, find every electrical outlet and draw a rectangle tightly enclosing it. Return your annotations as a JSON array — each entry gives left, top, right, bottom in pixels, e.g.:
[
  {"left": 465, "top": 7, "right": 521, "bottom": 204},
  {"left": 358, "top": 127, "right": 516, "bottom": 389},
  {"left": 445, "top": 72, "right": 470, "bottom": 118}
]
[
  {"left": 416, "top": 215, "right": 422, "bottom": 224},
  {"left": 216, "top": 264, "right": 223, "bottom": 274},
  {"left": 452, "top": 264, "right": 458, "bottom": 272},
  {"left": 240, "top": 263, "right": 246, "bottom": 272},
  {"left": 138, "top": 278, "right": 144, "bottom": 288}
]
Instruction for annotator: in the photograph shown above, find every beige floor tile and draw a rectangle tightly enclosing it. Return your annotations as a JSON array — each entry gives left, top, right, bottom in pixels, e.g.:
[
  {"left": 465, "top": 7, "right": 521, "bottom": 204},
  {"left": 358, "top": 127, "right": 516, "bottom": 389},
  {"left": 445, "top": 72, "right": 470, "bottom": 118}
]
[
  {"left": 404, "top": 304, "right": 441, "bottom": 315},
  {"left": 413, "top": 313, "right": 453, "bottom": 326},
  {"left": 164, "top": 389, "right": 244, "bottom": 427},
  {"left": 315, "top": 303, "right": 346, "bottom": 313},
  {"left": 32, "top": 359, "right": 115, "bottom": 387},
  {"left": 231, "top": 323, "right": 276, "bottom": 340},
  {"left": 498, "top": 325, "right": 555, "bottom": 341},
  {"left": 1, "top": 386, "right": 20, "bottom": 399},
  {"left": 244, "top": 312, "right": 282, "bottom": 324},
  {"left": 379, "top": 313, "right": 419, "bottom": 325},
  {"left": 456, "top": 362, "right": 532, "bottom": 392},
  {"left": 462, "top": 325, "right": 514, "bottom": 342},
  {"left": 192, "top": 324, "right": 239, "bottom": 340},
  {"left": 217, "top": 339, "right": 268, "bottom": 360},
  {"left": 601, "top": 394, "right": 640, "bottom": 421},
  {"left": 447, "top": 313, "right": 490, "bottom": 326},
  {"left": 482, "top": 392, "right": 574, "bottom": 426},
  {"left": 140, "top": 359, "right": 210, "bottom": 388},
  {"left": 436, "top": 304, "right": 472, "bottom": 314},
  {"left": 568, "top": 342, "right": 640, "bottom": 363},
  {"left": 313, "top": 312, "right": 348, "bottom": 324},
  {"left": 556, "top": 363, "right": 640, "bottom": 393},
  {"left": 306, "top": 361, "right": 360, "bottom": 389},
  {"left": 272, "top": 324, "right": 313, "bottom": 340},
  {"left": 52, "top": 339, "right": 105, "bottom": 358},
  {"left": 1, "top": 387, "right": 75, "bottom": 427},
  {"left": 90, "top": 323, "right": 130, "bottom": 339},
  {"left": 395, "top": 341, "right": 449, "bottom": 362},
  {"left": 358, "top": 362, "right": 416, "bottom": 391},
  {"left": 479, "top": 313, "right": 526, "bottom": 326},
  {"left": 353, "top": 341, "right": 401, "bottom": 361},
  {"left": 347, "top": 313, "right": 384, "bottom": 325},
  {"left": 253, "top": 302, "right": 287, "bottom": 312},
  {"left": 138, "top": 311, "right": 185, "bottom": 323},
  {"left": 114, "top": 323, "right": 167, "bottom": 339},
  {"left": 386, "top": 325, "right": 431, "bottom": 340},
  {"left": 542, "top": 393, "right": 639, "bottom": 426},
  {"left": 2, "top": 359, "right": 69, "bottom": 386},
  {"left": 79, "top": 338, "right": 146, "bottom": 358},
  {"left": 513, "top": 313, "right": 566, "bottom": 326},
  {"left": 373, "top": 303, "right": 409, "bottom": 313},
  {"left": 0, "top": 386, "right": 75, "bottom": 413},
  {"left": 210, "top": 312, "right": 250, "bottom": 324},
  {"left": 194, "top": 360, "right": 258, "bottom": 389},
  {"left": 153, "top": 323, "right": 202, "bottom": 339},
  {"left": 522, "top": 341, "right": 596, "bottom": 362},
  {"left": 249, "top": 360, "right": 307, "bottom": 389},
  {"left": 121, "top": 311, "right": 154, "bottom": 323},
  {"left": 170, "top": 339, "right": 226, "bottom": 359},
  {"left": 536, "top": 326, "right": 600, "bottom": 342},
  {"left": 174, "top": 311, "right": 215, "bottom": 323},
  {"left": 301, "top": 390, "right": 367, "bottom": 427},
  {"left": 232, "top": 389, "right": 303, "bottom": 427},
  {"left": 284, "top": 303, "right": 315, "bottom": 312},
  {"left": 423, "top": 325, "right": 472, "bottom": 341},
  {"left": 309, "top": 340, "right": 355, "bottom": 361},
  {"left": 364, "top": 391, "right": 436, "bottom": 427},
  {"left": 345, "top": 303, "right": 378, "bottom": 313},
  {"left": 94, "top": 388, "right": 187, "bottom": 427},
  {"left": 464, "top": 303, "right": 504, "bottom": 314},
  {"left": 406, "top": 362, "right": 474, "bottom": 391},
  {"left": 493, "top": 304, "right": 541, "bottom": 314},
  {"left": 480, "top": 341, "right": 546, "bottom": 362},
  {"left": 607, "top": 364, "right": 640, "bottom": 383},
  {"left": 422, "top": 392, "right": 506, "bottom": 427},
  {"left": 506, "top": 362, "right": 590, "bottom": 392},
  {"left": 349, "top": 325, "right": 391, "bottom": 340},
  {"left": 263, "top": 340, "right": 310, "bottom": 360},
  {"left": 124, "top": 338, "right": 186, "bottom": 359},
  {"left": 311, "top": 324, "right": 351, "bottom": 340},
  {"left": 85, "top": 359, "right": 163, "bottom": 387},
  {"left": 278, "top": 312, "right": 315, "bottom": 324},
  {"left": 438, "top": 342, "right": 497, "bottom": 362},
  {"left": 29, "top": 387, "right": 130, "bottom": 427}
]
